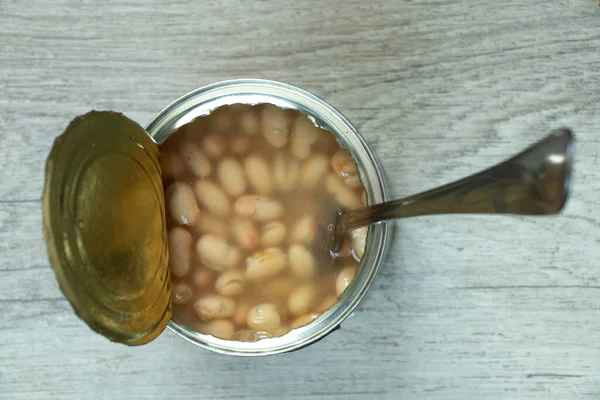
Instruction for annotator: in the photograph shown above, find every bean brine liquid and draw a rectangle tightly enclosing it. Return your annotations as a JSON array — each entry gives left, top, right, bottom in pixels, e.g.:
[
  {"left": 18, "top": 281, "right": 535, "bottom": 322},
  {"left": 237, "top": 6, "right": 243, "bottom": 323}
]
[{"left": 160, "top": 104, "right": 368, "bottom": 341}]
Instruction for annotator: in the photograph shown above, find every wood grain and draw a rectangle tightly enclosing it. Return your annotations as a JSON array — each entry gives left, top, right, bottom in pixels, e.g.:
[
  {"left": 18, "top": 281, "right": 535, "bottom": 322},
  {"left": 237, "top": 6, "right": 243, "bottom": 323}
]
[{"left": 2, "top": 0, "right": 600, "bottom": 398}]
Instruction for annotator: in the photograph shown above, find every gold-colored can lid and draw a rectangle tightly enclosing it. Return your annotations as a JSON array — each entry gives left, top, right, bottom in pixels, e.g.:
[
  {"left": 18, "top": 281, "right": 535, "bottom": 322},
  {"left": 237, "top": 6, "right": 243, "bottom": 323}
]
[{"left": 42, "top": 111, "right": 171, "bottom": 346}]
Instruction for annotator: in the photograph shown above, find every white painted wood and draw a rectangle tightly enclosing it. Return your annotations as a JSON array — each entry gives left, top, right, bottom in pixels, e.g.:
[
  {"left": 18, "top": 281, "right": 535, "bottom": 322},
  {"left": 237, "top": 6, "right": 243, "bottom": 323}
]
[{"left": 1, "top": 0, "right": 600, "bottom": 398}]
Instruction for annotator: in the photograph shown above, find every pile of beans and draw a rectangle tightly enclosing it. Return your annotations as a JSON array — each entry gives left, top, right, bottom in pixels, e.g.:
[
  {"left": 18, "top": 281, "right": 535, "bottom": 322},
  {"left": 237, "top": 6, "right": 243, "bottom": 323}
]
[{"left": 160, "top": 104, "right": 368, "bottom": 341}]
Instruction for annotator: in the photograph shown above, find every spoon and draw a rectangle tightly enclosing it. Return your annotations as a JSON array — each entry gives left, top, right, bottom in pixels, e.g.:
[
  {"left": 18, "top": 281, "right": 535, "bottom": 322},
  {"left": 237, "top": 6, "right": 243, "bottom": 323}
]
[{"left": 326, "top": 129, "right": 574, "bottom": 256}]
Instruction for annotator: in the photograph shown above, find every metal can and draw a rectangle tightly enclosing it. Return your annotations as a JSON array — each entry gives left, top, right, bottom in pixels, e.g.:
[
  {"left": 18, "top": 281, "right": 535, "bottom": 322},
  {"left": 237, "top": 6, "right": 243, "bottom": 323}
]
[{"left": 43, "top": 79, "right": 390, "bottom": 355}]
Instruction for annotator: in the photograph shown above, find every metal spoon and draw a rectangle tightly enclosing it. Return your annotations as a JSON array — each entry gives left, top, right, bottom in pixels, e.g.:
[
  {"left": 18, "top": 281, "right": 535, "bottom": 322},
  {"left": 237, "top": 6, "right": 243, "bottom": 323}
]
[{"left": 327, "top": 129, "right": 574, "bottom": 255}]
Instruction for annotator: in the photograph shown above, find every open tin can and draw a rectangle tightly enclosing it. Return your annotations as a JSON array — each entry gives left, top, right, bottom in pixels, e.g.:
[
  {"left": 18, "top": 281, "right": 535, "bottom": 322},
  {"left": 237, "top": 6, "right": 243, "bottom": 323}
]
[{"left": 43, "top": 79, "right": 391, "bottom": 355}]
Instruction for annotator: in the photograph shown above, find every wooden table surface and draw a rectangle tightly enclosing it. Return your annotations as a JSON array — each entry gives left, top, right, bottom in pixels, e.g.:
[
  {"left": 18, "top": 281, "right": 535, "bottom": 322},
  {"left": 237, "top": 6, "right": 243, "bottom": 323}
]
[{"left": 2, "top": 0, "right": 600, "bottom": 399}]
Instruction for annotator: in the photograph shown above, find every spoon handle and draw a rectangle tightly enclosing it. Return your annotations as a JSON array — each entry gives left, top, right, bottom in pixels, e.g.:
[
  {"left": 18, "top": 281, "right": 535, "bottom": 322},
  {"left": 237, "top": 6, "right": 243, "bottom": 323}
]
[{"left": 338, "top": 129, "right": 574, "bottom": 233}]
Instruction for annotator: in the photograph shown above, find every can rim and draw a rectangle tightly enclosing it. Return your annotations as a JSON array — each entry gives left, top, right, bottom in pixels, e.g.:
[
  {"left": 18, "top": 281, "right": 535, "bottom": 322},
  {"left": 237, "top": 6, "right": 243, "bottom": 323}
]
[{"left": 146, "top": 79, "right": 391, "bottom": 356}]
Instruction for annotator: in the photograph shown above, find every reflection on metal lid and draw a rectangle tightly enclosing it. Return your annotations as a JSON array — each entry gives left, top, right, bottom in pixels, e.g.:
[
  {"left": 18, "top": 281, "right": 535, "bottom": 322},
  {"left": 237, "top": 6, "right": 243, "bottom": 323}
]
[{"left": 42, "top": 111, "right": 171, "bottom": 345}]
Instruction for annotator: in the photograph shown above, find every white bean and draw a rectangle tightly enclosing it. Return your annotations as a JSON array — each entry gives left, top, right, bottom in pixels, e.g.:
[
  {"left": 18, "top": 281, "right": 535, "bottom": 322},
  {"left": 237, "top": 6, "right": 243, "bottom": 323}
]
[
  {"left": 254, "top": 331, "right": 274, "bottom": 340},
  {"left": 196, "top": 234, "right": 241, "bottom": 272},
  {"left": 232, "top": 300, "right": 251, "bottom": 326},
  {"left": 350, "top": 226, "right": 368, "bottom": 260},
  {"left": 261, "top": 221, "right": 286, "bottom": 247},
  {"left": 231, "top": 217, "right": 260, "bottom": 250},
  {"left": 234, "top": 329, "right": 258, "bottom": 341},
  {"left": 203, "top": 133, "right": 226, "bottom": 158},
  {"left": 192, "top": 213, "right": 229, "bottom": 238},
  {"left": 171, "top": 282, "right": 193, "bottom": 305},
  {"left": 160, "top": 151, "right": 186, "bottom": 181},
  {"left": 239, "top": 109, "right": 260, "bottom": 136},
  {"left": 230, "top": 135, "right": 251, "bottom": 155},
  {"left": 217, "top": 157, "right": 247, "bottom": 197},
  {"left": 291, "top": 313, "right": 319, "bottom": 329},
  {"left": 194, "top": 295, "right": 235, "bottom": 320},
  {"left": 193, "top": 180, "right": 231, "bottom": 217},
  {"left": 209, "top": 108, "right": 234, "bottom": 133},
  {"left": 336, "top": 266, "right": 357, "bottom": 296},
  {"left": 261, "top": 104, "right": 289, "bottom": 148},
  {"left": 234, "top": 195, "right": 260, "bottom": 216},
  {"left": 315, "top": 294, "right": 338, "bottom": 313},
  {"left": 167, "top": 227, "right": 193, "bottom": 277},
  {"left": 235, "top": 330, "right": 273, "bottom": 341},
  {"left": 289, "top": 244, "right": 316, "bottom": 279},
  {"left": 246, "top": 248, "right": 287, "bottom": 281},
  {"left": 234, "top": 195, "right": 283, "bottom": 222},
  {"left": 215, "top": 269, "right": 246, "bottom": 296},
  {"left": 179, "top": 141, "right": 212, "bottom": 178},
  {"left": 247, "top": 303, "right": 281, "bottom": 330},
  {"left": 197, "top": 319, "right": 235, "bottom": 340},
  {"left": 271, "top": 325, "right": 291, "bottom": 337},
  {"left": 299, "top": 154, "right": 329, "bottom": 189},
  {"left": 345, "top": 175, "right": 362, "bottom": 189},
  {"left": 192, "top": 268, "right": 215, "bottom": 288},
  {"left": 330, "top": 149, "right": 361, "bottom": 188},
  {"left": 288, "top": 284, "right": 317, "bottom": 316},
  {"left": 273, "top": 153, "right": 299, "bottom": 192},
  {"left": 337, "top": 237, "right": 352, "bottom": 258},
  {"left": 361, "top": 190, "right": 368, "bottom": 206},
  {"left": 290, "top": 115, "right": 321, "bottom": 160},
  {"left": 290, "top": 215, "right": 316, "bottom": 244},
  {"left": 244, "top": 155, "right": 273, "bottom": 195},
  {"left": 325, "top": 172, "right": 362, "bottom": 210},
  {"left": 166, "top": 182, "right": 200, "bottom": 226}
]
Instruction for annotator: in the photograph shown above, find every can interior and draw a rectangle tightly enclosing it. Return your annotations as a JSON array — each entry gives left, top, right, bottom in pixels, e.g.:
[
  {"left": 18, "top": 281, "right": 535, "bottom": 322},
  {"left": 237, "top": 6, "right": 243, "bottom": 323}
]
[{"left": 146, "top": 79, "right": 390, "bottom": 356}]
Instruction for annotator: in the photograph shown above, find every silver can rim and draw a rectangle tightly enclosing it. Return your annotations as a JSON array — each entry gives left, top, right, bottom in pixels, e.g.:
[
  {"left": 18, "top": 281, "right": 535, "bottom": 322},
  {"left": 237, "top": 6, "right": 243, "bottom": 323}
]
[{"left": 145, "top": 79, "right": 390, "bottom": 356}]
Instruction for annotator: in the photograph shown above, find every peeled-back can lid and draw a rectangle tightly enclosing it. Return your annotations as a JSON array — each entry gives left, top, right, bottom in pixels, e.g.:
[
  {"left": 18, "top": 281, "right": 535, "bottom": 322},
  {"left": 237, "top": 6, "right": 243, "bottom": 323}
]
[{"left": 42, "top": 111, "right": 171, "bottom": 346}]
